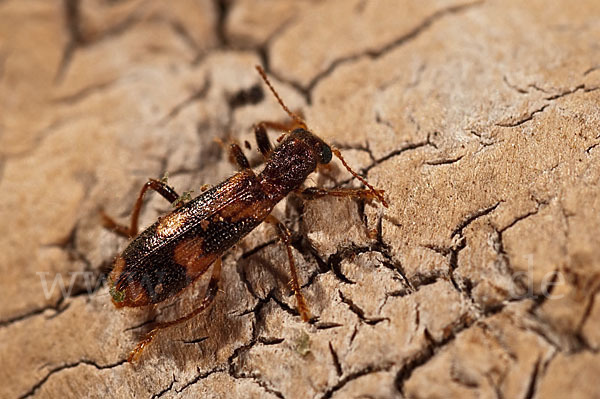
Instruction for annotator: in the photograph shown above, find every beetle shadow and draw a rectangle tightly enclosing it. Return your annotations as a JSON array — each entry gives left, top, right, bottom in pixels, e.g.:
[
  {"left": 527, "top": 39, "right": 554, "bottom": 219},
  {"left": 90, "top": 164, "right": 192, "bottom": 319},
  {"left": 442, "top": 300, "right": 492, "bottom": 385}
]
[
  {"left": 121, "top": 268, "right": 253, "bottom": 370},
  {"left": 237, "top": 250, "right": 297, "bottom": 302}
]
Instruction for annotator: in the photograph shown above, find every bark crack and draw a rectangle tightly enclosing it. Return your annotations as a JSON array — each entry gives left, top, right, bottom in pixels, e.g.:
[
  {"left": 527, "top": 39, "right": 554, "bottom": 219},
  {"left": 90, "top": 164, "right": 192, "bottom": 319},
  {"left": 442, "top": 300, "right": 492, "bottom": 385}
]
[
  {"left": 575, "top": 287, "right": 600, "bottom": 343},
  {"left": 338, "top": 290, "right": 388, "bottom": 325},
  {"left": 52, "top": 78, "right": 120, "bottom": 104},
  {"left": 329, "top": 342, "right": 343, "bottom": 377},
  {"left": 19, "top": 358, "right": 127, "bottom": 399},
  {"left": 363, "top": 138, "right": 433, "bottom": 174},
  {"left": 56, "top": 0, "right": 142, "bottom": 82},
  {"left": 150, "top": 374, "right": 177, "bottom": 399},
  {"left": 583, "top": 65, "right": 600, "bottom": 76},
  {"left": 157, "top": 77, "right": 211, "bottom": 126},
  {"left": 495, "top": 82, "right": 599, "bottom": 128},
  {"left": 1, "top": 230, "right": 105, "bottom": 331},
  {"left": 0, "top": 301, "right": 63, "bottom": 329},
  {"left": 522, "top": 357, "right": 541, "bottom": 399},
  {"left": 274, "top": 0, "right": 484, "bottom": 103},
  {"left": 169, "top": 19, "right": 201, "bottom": 55},
  {"left": 489, "top": 201, "right": 548, "bottom": 300},
  {"left": 448, "top": 202, "right": 501, "bottom": 298},
  {"left": 320, "top": 362, "right": 395, "bottom": 399},
  {"left": 425, "top": 154, "right": 464, "bottom": 166},
  {"left": 225, "top": 303, "right": 288, "bottom": 399},
  {"left": 175, "top": 367, "right": 226, "bottom": 394},
  {"left": 214, "top": 0, "right": 231, "bottom": 47},
  {"left": 495, "top": 105, "right": 550, "bottom": 128}
]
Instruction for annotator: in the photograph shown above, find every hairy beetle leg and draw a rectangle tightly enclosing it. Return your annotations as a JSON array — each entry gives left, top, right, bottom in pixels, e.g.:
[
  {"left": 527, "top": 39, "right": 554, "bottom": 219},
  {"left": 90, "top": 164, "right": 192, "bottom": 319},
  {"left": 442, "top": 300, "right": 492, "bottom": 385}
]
[
  {"left": 101, "top": 178, "right": 180, "bottom": 238},
  {"left": 265, "top": 215, "right": 311, "bottom": 322}
]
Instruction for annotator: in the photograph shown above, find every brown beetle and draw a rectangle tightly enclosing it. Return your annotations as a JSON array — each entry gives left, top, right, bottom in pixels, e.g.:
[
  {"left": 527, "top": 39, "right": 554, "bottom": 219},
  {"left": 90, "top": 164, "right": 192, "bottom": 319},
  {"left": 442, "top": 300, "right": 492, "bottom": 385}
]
[{"left": 102, "top": 66, "right": 387, "bottom": 362}]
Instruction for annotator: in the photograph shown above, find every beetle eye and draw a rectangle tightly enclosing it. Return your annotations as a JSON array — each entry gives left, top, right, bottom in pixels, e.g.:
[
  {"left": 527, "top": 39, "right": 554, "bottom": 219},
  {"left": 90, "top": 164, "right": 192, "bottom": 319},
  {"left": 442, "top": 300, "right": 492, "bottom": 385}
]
[{"left": 321, "top": 144, "right": 332, "bottom": 164}]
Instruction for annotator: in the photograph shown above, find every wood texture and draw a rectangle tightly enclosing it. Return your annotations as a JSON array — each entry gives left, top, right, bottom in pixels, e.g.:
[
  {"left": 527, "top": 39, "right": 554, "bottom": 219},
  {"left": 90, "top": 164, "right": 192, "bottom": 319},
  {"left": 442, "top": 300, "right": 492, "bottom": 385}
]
[{"left": 1, "top": 0, "right": 599, "bottom": 398}]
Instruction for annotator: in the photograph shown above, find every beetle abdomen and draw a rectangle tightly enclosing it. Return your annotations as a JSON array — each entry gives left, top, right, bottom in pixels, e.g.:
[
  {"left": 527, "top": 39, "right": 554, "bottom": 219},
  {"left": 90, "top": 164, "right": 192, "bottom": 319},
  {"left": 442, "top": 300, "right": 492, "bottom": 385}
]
[{"left": 110, "top": 169, "right": 276, "bottom": 306}]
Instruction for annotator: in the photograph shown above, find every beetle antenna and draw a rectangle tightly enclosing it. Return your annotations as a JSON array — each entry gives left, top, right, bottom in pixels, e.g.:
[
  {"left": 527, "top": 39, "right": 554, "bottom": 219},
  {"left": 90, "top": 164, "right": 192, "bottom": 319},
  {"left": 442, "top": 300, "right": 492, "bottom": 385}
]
[
  {"left": 331, "top": 147, "right": 388, "bottom": 207},
  {"left": 256, "top": 65, "right": 307, "bottom": 130}
]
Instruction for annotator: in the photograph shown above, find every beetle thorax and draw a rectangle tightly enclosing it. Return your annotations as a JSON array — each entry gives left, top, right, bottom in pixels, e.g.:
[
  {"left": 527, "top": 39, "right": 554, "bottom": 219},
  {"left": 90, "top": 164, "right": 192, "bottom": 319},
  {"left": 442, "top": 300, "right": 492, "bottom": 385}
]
[{"left": 258, "top": 137, "right": 318, "bottom": 200}]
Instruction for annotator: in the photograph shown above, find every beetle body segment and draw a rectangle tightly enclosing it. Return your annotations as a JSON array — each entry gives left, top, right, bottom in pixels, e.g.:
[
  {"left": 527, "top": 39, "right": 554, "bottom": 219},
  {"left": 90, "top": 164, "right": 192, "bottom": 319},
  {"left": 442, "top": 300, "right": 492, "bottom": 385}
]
[
  {"left": 258, "top": 131, "right": 320, "bottom": 200},
  {"left": 110, "top": 169, "right": 275, "bottom": 307}
]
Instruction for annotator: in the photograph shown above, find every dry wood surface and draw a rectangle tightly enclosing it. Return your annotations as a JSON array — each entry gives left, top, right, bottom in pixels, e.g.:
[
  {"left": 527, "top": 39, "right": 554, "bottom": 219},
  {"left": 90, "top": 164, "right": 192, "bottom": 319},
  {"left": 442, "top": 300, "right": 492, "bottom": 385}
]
[{"left": 1, "top": 1, "right": 600, "bottom": 398}]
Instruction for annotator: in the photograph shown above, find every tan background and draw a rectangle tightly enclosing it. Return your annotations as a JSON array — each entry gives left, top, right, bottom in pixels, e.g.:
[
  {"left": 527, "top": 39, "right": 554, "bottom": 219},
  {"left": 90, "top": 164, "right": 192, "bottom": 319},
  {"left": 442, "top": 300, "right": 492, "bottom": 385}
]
[{"left": 1, "top": 0, "right": 600, "bottom": 398}]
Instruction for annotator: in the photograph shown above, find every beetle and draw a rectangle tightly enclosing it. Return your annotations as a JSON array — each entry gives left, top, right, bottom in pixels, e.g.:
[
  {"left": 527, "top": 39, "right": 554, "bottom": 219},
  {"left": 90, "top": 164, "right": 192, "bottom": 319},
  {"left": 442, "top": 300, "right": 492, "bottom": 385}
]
[{"left": 102, "top": 66, "right": 388, "bottom": 362}]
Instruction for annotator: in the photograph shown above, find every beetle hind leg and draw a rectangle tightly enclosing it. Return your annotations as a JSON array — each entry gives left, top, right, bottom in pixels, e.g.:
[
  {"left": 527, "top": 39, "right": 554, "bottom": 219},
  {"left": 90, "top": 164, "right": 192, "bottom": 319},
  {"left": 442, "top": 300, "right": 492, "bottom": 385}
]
[
  {"left": 127, "top": 257, "right": 223, "bottom": 362},
  {"left": 264, "top": 215, "right": 311, "bottom": 322},
  {"left": 101, "top": 178, "right": 180, "bottom": 238}
]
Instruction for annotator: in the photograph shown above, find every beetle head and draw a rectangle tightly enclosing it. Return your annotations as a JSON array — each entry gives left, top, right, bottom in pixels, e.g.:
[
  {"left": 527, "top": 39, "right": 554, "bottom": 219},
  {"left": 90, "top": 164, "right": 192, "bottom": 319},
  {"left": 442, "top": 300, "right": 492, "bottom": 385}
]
[{"left": 290, "top": 128, "right": 332, "bottom": 164}]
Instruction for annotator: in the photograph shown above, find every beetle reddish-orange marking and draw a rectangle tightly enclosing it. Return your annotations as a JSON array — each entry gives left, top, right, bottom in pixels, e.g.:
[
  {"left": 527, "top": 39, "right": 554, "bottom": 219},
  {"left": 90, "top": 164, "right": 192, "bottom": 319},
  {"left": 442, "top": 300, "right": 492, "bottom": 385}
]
[{"left": 102, "top": 66, "right": 387, "bottom": 362}]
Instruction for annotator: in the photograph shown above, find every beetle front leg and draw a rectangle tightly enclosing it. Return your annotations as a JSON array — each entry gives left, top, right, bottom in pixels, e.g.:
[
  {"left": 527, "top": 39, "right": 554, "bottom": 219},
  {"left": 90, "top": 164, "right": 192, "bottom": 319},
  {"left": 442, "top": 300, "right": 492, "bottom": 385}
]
[
  {"left": 253, "top": 116, "right": 307, "bottom": 157},
  {"left": 264, "top": 215, "right": 311, "bottom": 322},
  {"left": 101, "top": 178, "right": 180, "bottom": 238},
  {"left": 228, "top": 143, "right": 250, "bottom": 170},
  {"left": 254, "top": 123, "right": 273, "bottom": 159},
  {"left": 128, "top": 257, "right": 223, "bottom": 362},
  {"left": 214, "top": 137, "right": 251, "bottom": 171}
]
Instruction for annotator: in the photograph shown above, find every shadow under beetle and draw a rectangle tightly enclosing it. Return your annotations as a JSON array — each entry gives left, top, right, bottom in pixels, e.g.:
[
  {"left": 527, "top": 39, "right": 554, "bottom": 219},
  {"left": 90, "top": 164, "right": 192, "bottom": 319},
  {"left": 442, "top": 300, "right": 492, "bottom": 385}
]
[{"left": 102, "top": 66, "right": 388, "bottom": 362}]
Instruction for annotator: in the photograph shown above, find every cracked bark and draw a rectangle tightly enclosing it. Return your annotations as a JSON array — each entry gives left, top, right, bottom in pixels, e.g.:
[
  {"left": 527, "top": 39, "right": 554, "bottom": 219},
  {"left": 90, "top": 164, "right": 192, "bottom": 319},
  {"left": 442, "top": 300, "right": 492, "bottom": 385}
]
[{"left": 2, "top": 0, "right": 600, "bottom": 398}]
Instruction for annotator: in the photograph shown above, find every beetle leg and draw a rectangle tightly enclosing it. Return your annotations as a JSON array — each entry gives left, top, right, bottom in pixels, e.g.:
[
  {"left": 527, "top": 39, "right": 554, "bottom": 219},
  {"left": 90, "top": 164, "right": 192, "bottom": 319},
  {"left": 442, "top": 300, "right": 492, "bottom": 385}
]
[
  {"left": 128, "top": 257, "right": 223, "bottom": 362},
  {"left": 228, "top": 143, "right": 250, "bottom": 170},
  {"left": 296, "top": 187, "right": 386, "bottom": 204},
  {"left": 101, "top": 178, "right": 180, "bottom": 238},
  {"left": 215, "top": 137, "right": 251, "bottom": 170},
  {"left": 252, "top": 119, "right": 306, "bottom": 160},
  {"left": 264, "top": 215, "right": 311, "bottom": 322},
  {"left": 330, "top": 147, "right": 389, "bottom": 207},
  {"left": 255, "top": 119, "right": 306, "bottom": 134},
  {"left": 253, "top": 123, "right": 273, "bottom": 158}
]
